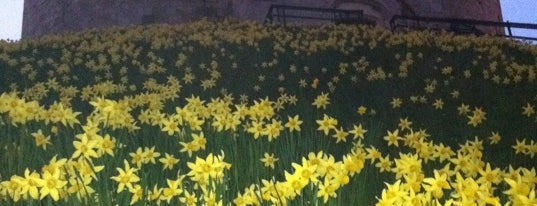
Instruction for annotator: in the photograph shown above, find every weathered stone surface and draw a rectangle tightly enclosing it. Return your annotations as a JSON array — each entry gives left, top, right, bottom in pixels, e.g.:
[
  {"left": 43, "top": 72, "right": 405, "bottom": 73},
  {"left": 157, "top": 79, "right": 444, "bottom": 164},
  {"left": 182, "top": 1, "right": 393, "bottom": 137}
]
[
  {"left": 403, "top": 0, "right": 503, "bottom": 33},
  {"left": 22, "top": 0, "right": 503, "bottom": 38}
]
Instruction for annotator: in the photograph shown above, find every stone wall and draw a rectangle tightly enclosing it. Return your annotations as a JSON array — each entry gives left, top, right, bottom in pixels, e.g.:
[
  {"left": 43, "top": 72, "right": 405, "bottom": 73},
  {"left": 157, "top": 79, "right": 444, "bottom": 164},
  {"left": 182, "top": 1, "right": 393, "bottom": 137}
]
[
  {"left": 22, "top": 0, "right": 63, "bottom": 38},
  {"left": 23, "top": 0, "right": 152, "bottom": 38},
  {"left": 403, "top": 0, "right": 503, "bottom": 33},
  {"left": 22, "top": 0, "right": 503, "bottom": 38}
]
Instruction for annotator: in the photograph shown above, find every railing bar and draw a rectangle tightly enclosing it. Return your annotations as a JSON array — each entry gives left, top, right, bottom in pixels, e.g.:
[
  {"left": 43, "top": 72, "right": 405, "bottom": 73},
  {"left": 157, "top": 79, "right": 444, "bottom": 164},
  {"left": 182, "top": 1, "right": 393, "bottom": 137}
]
[
  {"left": 507, "top": 35, "right": 537, "bottom": 41},
  {"left": 390, "top": 15, "right": 537, "bottom": 41},
  {"left": 271, "top": 14, "right": 355, "bottom": 21},
  {"left": 270, "top": 4, "right": 363, "bottom": 14},
  {"left": 391, "top": 15, "right": 537, "bottom": 30},
  {"left": 263, "top": 4, "right": 367, "bottom": 26}
]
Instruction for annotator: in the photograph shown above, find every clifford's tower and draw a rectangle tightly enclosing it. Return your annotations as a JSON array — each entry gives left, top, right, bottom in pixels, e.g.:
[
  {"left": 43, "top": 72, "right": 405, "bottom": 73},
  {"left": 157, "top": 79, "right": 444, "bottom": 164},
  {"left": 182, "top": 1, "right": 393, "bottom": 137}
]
[{"left": 22, "top": 0, "right": 503, "bottom": 38}]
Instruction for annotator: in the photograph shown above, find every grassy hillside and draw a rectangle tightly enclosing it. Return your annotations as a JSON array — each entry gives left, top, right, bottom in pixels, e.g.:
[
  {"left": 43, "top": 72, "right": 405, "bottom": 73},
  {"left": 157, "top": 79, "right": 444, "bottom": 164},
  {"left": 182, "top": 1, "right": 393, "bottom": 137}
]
[{"left": 0, "top": 19, "right": 536, "bottom": 205}]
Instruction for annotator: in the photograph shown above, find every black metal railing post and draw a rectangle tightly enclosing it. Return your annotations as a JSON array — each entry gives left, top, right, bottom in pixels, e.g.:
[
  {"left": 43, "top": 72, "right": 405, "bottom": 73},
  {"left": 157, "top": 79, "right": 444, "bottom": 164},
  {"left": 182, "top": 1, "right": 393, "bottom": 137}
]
[
  {"left": 265, "top": 5, "right": 274, "bottom": 24},
  {"left": 506, "top": 21, "right": 513, "bottom": 37},
  {"left": 281, "top": 7, "right": 287, "bottom": 26}
]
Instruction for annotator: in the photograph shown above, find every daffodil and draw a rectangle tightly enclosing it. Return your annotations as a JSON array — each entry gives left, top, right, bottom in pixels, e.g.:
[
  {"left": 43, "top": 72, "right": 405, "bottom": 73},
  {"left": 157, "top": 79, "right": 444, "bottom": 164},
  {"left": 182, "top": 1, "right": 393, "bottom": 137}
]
[
  {"left": 31, "top": 129, "right": 51, "bottom": 150},
  {"left": 317, "top": 178, "right": 338, "bottom": 203},
  {"left": 521, "top": 103, "right": 535, "bottom": 117},
  {"left": 390, "top": 97, "right": 402, "bottom": 108},
  {"left": 457, "top": 103, "right": 471, "bottom": 115},
  {"left": 66, "top": 176, "right": 95, "bottom": 200},
  {"left": 357, "top": 106, "right": 367, "bottom": 115},
  {"left": 393, "top": 153, "right": 422, "bottom": 179},
  {"left": 260, "top": 153, "right": 278, "bottom": 169},
  {"left": 375, "top": 154, "right": 392, "bottom": 173},
  {"left": 17, "top": 169, "right": 41, "bottom": 200},
  {"left": 180, "top": 141, "right": 197, "bottom": 157},
  {"left": 316, "top": 114, "right": 337, "bottom": 135},
  {"left": 432, "top": 99, "right": 444, "bottom": 109},
  {"left": 143, "top": 146, "right": 161, "bottom": 164},
  {"left": 365, "top": 146, "right": 382, "bottom": 164},
  {"left": 384, "top": 129, "right": 402, "bottom": 147},
  {"left": 432, "top": 143, "right": 455, "bottom": 162},
  {"left": 129, "top": 184, "right": 144, "bottom": 205},
  {"left": 467, "top": 107, "right": 486, "bottom": 127},
  {"left": 513, "top": 139, "right": 528, "bottom": 155},
  {"left": 284, "top": 115, "right": 303, "bottom": 132},
  {"left": 376, "top": 180, "right": 405, "bottom": 205},
  {"left": 347, "top": 124, "right": 366, "bottom": 140},
  {"left": 36, "top": 169, "right": 67, "bottom": 201},
  {"left": 488, "top": 131, "right": 501, "bottom": 144},
  {"left": 332, "top": 127, "right": 348, "bottom": 143},
  {"left": 72, "top": 135, "right": 98, "bottom": 159},
  {"left": 477, "top": 163, "right": 503, "bottom": 185},
  {"left": 179, "top": 190, "right": 197, "bottom": 206},
  {"left": 147, "top": 185, "right": 162, "bottom": 203},
  {"left": 504, "top": 176, "right": 531, "bottom": 200},
  {"left": 312, "top": 93, "right": 330, "bottom": 109},
  {"left": 190, "top": 132, "right": 206, "bottom": 151},
  {"left": 95, "top": 134, "right": 116, "bottom": 157},
  {"left": 159, "top": 153, "right": 180, "bottom": 170},
  {"left": 342, "top": 153, "right": 364, "bottom": 177},
  {"left": 1, "top": 176, "right": 23, "bottom": 202},
  {"left": 291, "top": 162, "right": 318, "bottom": 184},
  {"left": 41, "top": 155, "right": 67, "bottom": 175},
  {"left": 422, "top": 170, "right": 451, "bottom": 199},
  {"left": 161, "top": 117, "right": 181, "bottom": 136},
  {"left": 261, "top": 119, "right": 283, "bottom": 142},
  {"left": 129, "top": 147, "right": 145, "bottom": 168},
  {"left": 246, "top": 121, "right": 264, "bottom": 139},
  {"left": 187, "top": 153, "right": 230, "bottom": 187},
  {"left": 161, "top": 178, "right": 184, "bottom": 203},
  {"left": 110, "top": 160, "right": 140, "bottom": 193}
]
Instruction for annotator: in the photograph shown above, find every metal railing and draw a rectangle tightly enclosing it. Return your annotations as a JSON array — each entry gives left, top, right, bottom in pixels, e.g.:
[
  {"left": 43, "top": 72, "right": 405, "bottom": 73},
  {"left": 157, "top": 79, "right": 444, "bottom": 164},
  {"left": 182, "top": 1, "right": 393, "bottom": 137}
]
[
  {"left": 264, "top": 4, "right": 373, "bottom": 26},
  {"left": 390, "top": 15, "right": 537, "bottom": 41}
]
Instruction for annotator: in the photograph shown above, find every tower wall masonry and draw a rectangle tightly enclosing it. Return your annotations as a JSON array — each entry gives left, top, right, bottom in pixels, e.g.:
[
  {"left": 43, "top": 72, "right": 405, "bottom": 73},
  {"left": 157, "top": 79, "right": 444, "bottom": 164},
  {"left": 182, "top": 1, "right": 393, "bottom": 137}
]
[{"left": 22, "top": 0, "right": 503, "bottom": 38}]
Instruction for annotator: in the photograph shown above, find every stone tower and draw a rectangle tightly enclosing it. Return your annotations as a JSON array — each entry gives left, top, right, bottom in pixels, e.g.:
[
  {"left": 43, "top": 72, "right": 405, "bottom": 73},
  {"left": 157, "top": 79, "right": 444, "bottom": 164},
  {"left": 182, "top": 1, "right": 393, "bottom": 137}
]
[{"left": 22, "top": 0, "right": 503, "bottom": 38}]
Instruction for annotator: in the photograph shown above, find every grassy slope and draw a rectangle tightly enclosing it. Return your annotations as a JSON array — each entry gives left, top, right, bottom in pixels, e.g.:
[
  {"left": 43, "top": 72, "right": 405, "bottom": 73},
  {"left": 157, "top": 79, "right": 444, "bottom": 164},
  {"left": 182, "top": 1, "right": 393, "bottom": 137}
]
[{"left": 0, "top": 19, "right": 536, "bottom": 205}]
